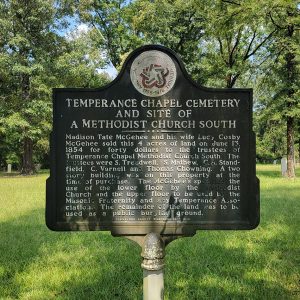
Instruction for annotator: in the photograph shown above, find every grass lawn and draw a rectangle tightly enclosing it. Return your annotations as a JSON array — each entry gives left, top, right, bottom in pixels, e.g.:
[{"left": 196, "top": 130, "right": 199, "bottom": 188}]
[{"left": 0, "top": 165, "right": 299, "bottom": 299}]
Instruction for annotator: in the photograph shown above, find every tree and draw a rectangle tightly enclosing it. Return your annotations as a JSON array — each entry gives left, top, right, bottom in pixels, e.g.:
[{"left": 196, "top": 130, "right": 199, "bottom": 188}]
[
  {"left": 253, "top": 79, "right": 287, "bottom": 163},
  {"left": 196, "top": 0, "right": 276, "bottom": 88},
  {"left": 53, "top": 27, "right": 111, "bottom": 88},
  {"left": 77, "top": 0, "right": 207, "bottom": 77},
  {"left": 0, "top": 0, "right": 63, "bottom": 174},
  {"left": 77, "top": 0, "right": 141, "bottom": 69},
  {"left": 130, "top": 0, "right": 207, "bottom": 80},
  {"left": 261, "top": 0, "right": 300, "bottom": 177},
  {"left": 0, "top": 1, "right": 110, "bottom": 173},
  {"left": 208, "top": 0, "right": 299, "bottom": 177}
]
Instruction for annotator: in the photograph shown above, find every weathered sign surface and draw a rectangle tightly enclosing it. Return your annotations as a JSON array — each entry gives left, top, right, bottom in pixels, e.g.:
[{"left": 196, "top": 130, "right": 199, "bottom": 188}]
[{"left": 46, "top": 45, "right": 260, "bottom": 235}]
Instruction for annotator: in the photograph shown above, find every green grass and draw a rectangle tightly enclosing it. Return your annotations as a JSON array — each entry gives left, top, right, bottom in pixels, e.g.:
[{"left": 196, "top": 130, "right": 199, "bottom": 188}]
[{"left": 0, "top": 165, "right": 299, "bottom": 299}]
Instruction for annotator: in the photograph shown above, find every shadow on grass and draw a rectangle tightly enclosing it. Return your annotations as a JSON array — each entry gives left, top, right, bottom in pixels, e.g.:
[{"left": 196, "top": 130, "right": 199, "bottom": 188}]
[
  {"left": 256, "top": 168, "right": 281, "bottom": 179},
  {"left": 165, "top": 228, "right": 297, "bottom": 300},
  {"left": 0, "top": 171, "right": 49, "bottom": 178},
  {"left": 164, "top": 179, "right": 299, "bottom": 300},
  {"left": 0, "top": 171, "right": 21, "bottom": 177},
  {"left": 1, "top": 173, "right": 299, "bottom": 300},
  {"left": 0, "top": 209, "right": 141, "bottom": 299},
  {"left": 256, "top": 165, "right": 300, "bottom": 179}
]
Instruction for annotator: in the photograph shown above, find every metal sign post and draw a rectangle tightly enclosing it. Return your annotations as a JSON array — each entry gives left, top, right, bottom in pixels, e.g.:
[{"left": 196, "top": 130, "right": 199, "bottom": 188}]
[{"left": 141, "top": 233, "right": 165, "bottom": 300}]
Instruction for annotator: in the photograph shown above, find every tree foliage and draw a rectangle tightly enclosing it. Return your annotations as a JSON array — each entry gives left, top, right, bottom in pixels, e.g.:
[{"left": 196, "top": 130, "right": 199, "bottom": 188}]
[
  {"left": 0, "top": 0, "right": 110, "bottom": 173},
  {"left": 255, "top": 0, "right": 300, "bottom": 176},
  {"left": 0, "top": 0, "right": 299, "bottom": 177},
  {"left": 0, "top": 0, "right": 58, "bottom": 173},
  {"left": 77, "top": 0, "right": 141, "bottom": 68}
]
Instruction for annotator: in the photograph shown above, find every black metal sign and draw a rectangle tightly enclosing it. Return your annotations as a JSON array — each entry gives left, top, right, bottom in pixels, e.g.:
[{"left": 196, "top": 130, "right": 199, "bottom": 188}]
[{"left": 46, "top": 45, "right": 259, "bottom": 235}]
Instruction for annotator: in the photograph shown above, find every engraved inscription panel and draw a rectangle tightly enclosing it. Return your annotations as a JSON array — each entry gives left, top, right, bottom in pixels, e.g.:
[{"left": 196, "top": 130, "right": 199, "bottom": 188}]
[{"left": 46, "top": 46, "right": 259, "bottom": 234}]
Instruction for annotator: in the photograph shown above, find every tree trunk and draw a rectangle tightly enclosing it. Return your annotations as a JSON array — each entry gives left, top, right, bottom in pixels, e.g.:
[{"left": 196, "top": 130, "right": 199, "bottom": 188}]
[
  {"left": 285, "top": 22, "right": 296, "bottom": 178},
  {"left": 21, "top": 137, "right": 35, "bottom": 175},
  {"left": 286, "top": 116, "right": 295, "bottom": 177},
  {"left": 226, "top": 74, "right": 233, "bottom": 88},
  {"left": 20, "top": 70, "right": 35, "bottom": 175},
  {"left": 226, "top": 73, "right": 239, "bottom": 88}
]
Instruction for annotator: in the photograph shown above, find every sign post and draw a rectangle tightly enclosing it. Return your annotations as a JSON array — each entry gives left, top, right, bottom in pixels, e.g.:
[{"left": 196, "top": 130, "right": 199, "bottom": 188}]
[
  {"left": 141, "top": 233, "right": 165, "bottom": 300},
  {"left": 46, "top": 45, "right": 259, "bottom": 298}
]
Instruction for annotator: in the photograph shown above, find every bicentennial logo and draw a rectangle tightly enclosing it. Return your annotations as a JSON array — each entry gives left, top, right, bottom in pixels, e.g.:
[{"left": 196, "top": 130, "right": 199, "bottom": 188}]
[{"left": 130, "top": 50, "right": 177, "bottom": 97}]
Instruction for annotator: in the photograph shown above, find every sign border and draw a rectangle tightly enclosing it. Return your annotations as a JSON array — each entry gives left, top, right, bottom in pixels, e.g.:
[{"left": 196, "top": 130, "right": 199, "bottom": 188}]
[{"left": 46, "top": 45, "right": 260, "bottom": 235}]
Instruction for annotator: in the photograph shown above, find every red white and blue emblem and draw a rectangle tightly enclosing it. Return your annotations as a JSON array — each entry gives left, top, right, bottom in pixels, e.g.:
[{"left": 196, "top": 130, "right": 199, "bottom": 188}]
[{"left": 130, "top": 50, "right": 176, "bottom": 97}]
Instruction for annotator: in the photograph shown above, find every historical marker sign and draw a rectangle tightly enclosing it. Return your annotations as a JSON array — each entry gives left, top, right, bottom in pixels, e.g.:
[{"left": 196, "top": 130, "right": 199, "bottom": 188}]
[{"left": 46, "top": 45, "right": 259, "bottom": 235}]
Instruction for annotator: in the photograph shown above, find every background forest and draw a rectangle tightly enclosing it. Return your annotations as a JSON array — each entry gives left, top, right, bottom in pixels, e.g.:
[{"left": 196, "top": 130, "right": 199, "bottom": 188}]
[{"left": 0, "top": 0, "right": 299, "bottom": 177}]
